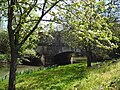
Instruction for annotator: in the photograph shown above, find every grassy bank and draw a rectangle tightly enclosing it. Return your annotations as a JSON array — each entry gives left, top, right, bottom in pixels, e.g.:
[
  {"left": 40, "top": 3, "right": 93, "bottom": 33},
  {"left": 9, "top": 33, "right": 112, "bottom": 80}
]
[{"left": 0, "top": 59, "right": 120, "bottom": 90}]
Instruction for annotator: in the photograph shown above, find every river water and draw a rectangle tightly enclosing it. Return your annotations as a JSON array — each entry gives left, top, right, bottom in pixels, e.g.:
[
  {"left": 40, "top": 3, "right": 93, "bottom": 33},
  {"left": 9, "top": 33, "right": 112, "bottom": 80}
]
[{"left": 0, "top": 64, "right": 40, "bottom": 78}]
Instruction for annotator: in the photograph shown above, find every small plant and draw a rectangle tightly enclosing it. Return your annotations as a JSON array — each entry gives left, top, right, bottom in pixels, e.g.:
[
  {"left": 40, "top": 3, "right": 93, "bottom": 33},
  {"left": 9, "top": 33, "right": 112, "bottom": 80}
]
[{"left": 0, "top": 54, "right": 10, "bottom": 62}]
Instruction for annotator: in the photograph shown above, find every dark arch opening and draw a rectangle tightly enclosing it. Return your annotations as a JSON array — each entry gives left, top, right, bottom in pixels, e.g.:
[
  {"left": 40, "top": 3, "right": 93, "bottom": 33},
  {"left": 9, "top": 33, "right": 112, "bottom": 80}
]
[{"left": 53, "top": 51, "right": 74, "bottom": 65}]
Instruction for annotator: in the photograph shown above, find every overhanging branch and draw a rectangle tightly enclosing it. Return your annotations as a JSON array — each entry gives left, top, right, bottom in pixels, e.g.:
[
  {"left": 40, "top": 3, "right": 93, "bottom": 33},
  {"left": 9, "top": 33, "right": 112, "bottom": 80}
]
[
  {"left": 18, "top": 0, "right": 63, "bottom": 49},
  {"left": 14, "top": 0, "right": 38, "bottom": 34},
  {"left": 42, "top": 0, "right": 47, "bottom": 15}
]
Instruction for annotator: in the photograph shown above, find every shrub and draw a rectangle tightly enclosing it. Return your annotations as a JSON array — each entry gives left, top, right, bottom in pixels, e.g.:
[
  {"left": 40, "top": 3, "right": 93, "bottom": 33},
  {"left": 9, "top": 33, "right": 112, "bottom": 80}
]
[
  {"left": 0, "top": 54, "right": 10, "bottom": 62},
  {"left": 0, "top": 31, "right": 10, "bottom": 53}
]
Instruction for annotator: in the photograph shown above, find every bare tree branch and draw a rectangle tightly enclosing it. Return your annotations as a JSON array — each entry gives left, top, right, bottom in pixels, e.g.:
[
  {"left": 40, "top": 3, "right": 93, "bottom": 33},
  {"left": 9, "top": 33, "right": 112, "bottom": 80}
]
[
  {"left": 14, "top": 0, "right": 38, "bottom": 34},
  {"left": 26, "top": 0, "right": 38, "bottom": 16},
  {"left": 18, "top": 0, "right": 63, "bottom": 48},
  {"left": 14, "top": 3, "right": 22, "bottom": 34},
  {"left": 25, "top": 18, "right": 66, "bottom": 24},
  {"left": 42, "top": 0, "right": 47, "bottom": 15}
]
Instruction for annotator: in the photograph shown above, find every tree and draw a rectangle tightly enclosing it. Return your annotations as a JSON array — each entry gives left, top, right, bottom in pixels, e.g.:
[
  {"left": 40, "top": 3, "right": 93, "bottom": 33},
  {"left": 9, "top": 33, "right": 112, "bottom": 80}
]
[
  {"left": 104, "top": 0, "right": 120, "bottom": 58},
  {"left": 0, "top": 30, "right": 10, "bottom": 53},
  {"left": 0, "top": 0, "right": 9, "bottom": 53},
  {"left": 110, "top": 22, "right": 120, "bottom": 58},
  {"left": 0, "top": 0, "right": 7, "bottom": 30},
  {"left": 7, "top": 0, "right": 62, "bottom": 90},
  {"left": 53, "top": 0, "right": 118, "bottom": 67},
  {"left": 104, "top": 0, "right": 120, "bottom": 22}
]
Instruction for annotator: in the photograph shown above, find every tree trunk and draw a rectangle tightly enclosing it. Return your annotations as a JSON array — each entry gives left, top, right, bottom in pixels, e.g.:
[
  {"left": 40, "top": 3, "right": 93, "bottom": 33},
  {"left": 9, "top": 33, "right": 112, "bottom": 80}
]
[
  {"left": 8, "top": 49, "right": 18, "bottom": 90},
  {"left": 86, "top": 52, "right": 92, "bottom": 67},
  {"left": 8, "top": 0, "right": 16, "bottom": 90},
  {"left": 85, "top": 46, "right": 92, "bottom": 67}
]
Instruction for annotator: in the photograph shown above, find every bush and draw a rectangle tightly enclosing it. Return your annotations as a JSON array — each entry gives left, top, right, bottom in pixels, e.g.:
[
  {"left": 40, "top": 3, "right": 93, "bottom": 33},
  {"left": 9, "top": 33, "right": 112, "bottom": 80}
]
[
  {"left": 0, "top": 54, "right": 10, "bottom": 62},
  {"left": 22, "top": 49, "right": 36, "bottom": 56},
  {"left": 0, "top": 31, "right": 10, "bottom": 53}
]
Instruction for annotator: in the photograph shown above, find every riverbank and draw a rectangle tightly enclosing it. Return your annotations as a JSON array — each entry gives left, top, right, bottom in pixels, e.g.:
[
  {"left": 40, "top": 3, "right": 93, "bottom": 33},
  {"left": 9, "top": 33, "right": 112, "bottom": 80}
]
[
  {"left": 0, "top": 63, "right": 40, "bottom": 78},
  {"left": 0, "top": 59, "right": 120, "bottom": 90}
]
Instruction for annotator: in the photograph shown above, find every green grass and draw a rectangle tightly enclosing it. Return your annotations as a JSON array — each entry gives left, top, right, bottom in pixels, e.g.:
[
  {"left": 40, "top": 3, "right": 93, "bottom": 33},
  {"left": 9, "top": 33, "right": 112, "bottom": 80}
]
[{"left": 0, "top": 59, "right": 120, "bottom": 90}]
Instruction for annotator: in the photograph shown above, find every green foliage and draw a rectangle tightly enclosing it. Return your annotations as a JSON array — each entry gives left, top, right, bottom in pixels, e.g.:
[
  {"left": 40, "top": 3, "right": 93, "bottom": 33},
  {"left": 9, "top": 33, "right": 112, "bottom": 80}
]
[
  {"left": 0, "top": 54, "right": 10, "bottom": 62},
  {"left": 21, "top": 49, "right": 36, "bottom": 56},
  {"left": 55, "top": 0, "right": 119, "bottom": 50},
  {"left": 6, "top": 0, "right": 62, "bottom": 57},
  {"left": 0, "top": 0, "right": 7, "bottom": 17},
  {"left": 0, "top": 30, "right": 10, "bottom": 53},
  {"left": 105, "top": 0, "right": 120, "bottom": 22},
  {"left": 19, "top": 31, "right": 38, "bottom": 56},
  {"left": 67, "top": 0, "right": 117, "bottom": 49},
  {"left": 52, "top": 0, "right": 120, "bottom": 66},
  {"left": 109, "top": 22, "right": 120, "bottom": 58}
]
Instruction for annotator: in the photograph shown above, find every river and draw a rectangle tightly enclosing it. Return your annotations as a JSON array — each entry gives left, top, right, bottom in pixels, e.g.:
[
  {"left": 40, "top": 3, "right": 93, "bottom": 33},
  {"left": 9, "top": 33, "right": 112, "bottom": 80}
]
[{"left": 0, "top": 64, "right": 40, "bottom": 78}]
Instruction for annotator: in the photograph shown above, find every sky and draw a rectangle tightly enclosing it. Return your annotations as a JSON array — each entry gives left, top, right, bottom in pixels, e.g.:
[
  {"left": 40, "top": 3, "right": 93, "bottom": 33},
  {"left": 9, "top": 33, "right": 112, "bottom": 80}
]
[{"left": 1, "top": 0, "right": 120, "bottom": 30}]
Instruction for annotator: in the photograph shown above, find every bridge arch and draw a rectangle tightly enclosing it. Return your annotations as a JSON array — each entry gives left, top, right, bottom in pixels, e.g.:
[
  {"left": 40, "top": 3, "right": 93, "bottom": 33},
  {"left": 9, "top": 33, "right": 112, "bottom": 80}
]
[{"left": 53, "top": 51, "right": 74, "bottom": 65}]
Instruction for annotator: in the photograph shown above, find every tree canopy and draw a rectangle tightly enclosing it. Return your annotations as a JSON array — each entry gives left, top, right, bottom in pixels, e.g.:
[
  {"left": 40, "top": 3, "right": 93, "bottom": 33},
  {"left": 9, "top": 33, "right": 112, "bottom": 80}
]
[{"left": 51, "top": 0, "right": 119, "bottom": 66}]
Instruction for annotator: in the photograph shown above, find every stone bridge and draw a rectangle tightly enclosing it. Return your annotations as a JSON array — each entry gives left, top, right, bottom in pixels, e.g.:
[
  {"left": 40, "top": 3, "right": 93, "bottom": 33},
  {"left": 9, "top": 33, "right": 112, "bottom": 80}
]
[{"left": 36, "top": 32, "right": 81, "bottom": 66}]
